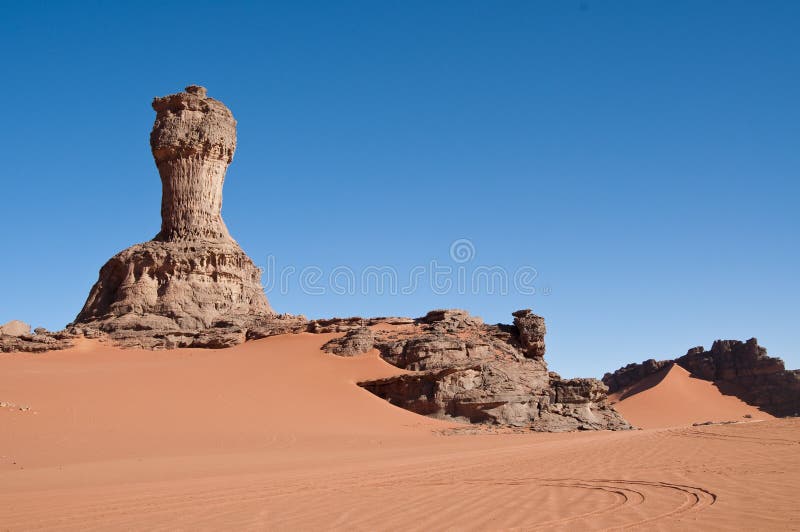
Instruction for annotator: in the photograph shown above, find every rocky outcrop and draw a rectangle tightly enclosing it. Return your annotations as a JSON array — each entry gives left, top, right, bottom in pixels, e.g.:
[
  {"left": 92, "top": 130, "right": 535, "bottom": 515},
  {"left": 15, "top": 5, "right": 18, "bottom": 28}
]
[
  {"left": 602, "top": 358, "right": 673, "bottom": 394},
  {"left": 71, "top": 86, "right": 275, "bottom": 348},
  {"left": 676, "top": 339, "right": 785, "bottom": 381},
  {"left": 1, "top": 327, "right": 75, "bottom": 353},
  {"left": 603, "top": 338, "right": 800, "bottom": 417},
  {"left": 335, "top": 309, "right": 629, "bottom": 431},
  {"left": 419, "top": 309, "right": 485, "bottom": 331},
  {"left": 309, "top": 316, "right": 414, "bottom": 334},
  {"left": 322, "top": 327, "right": 376, "bottom": 356},
  {"left": 246, "top": 314, "right": 311, "bottom": 341},
  {"left": 512, "top": 309, "right": 546, "bottom": 359}
]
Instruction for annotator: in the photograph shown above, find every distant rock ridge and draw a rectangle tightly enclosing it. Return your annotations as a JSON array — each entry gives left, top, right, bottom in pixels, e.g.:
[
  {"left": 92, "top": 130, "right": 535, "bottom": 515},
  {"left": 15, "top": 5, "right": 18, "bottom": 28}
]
[
  {"left": 603, "top": 338, "right": 800, "bottom": 417},
  {"left": 70, "top": 85, "right": 280, "bottom": 347},
  {"left": 323, "top": 309, "right": 631, "bottom": 432}
]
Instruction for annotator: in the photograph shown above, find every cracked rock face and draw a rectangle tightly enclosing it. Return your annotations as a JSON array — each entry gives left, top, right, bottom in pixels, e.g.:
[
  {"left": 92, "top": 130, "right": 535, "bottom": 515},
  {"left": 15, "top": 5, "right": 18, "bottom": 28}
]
[{"left": 72, "top": 86, "right": 273, "bottom": 345}]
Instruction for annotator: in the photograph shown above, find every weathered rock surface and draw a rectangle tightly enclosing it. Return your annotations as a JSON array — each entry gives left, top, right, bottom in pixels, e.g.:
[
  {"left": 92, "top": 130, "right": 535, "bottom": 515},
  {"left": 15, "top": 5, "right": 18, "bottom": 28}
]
[
  {"left": 0, "top": 320, "right": 31, "bottom": 337},
  {"left": 603, "top": 338, "right": 800, "bottom": 417},
  {"left": 71, "top": 86, "right": 274, "bottom": 347},
  {"left": 246, "top": 314, "right": 311, "bottom": 341},
  {"left": 602, "top": 358, "right": 673, "bottom": 393},
  {"left": 333, "top": 309, "right": 630, "bottom": 431},
  {"left": 1, "top": 327, "right": 75, "bottom": 353},
  {"left": 310, "top": 316, "right": 414, "bottom": 334},
  {"left": 419, "top": 309, "right": 485, "bottom": 331},
  {"left": 512, "top": 309, "right": 546, "bottom": 359},
  {"left": 68, "top": 313, "right": 309, "bottom": 350},
  {"left": 322, "top": 327, "right": 376, "bottom": 356},
  {"left": 150, "top": 85, "right": 237, "bottom": 243}
]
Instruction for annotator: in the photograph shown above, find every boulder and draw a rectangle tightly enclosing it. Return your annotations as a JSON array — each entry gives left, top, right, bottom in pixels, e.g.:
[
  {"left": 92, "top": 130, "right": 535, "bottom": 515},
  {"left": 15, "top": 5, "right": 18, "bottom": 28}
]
[
  {"left": 0, "top": 320, "right": 31, "bottom": 337},
  {"left": 322, "top": 327, "right": 376, "bottom": 356}
]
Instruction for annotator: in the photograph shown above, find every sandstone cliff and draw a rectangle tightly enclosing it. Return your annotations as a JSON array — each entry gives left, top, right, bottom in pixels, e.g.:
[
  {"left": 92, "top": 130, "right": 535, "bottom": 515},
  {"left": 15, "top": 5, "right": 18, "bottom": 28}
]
[{"left": 603, "top": 338, "right": 800, "bottom": 417}]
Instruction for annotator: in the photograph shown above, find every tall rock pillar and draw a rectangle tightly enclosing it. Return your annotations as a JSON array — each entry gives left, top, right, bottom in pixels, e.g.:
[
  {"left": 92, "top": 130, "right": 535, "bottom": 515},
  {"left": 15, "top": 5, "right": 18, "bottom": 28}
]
[
  {"left": 73, "top": 86, "right": 273, "bottom": 346},
  {"left": 151, "top": 85, "right": 235, "bottom": 242}
]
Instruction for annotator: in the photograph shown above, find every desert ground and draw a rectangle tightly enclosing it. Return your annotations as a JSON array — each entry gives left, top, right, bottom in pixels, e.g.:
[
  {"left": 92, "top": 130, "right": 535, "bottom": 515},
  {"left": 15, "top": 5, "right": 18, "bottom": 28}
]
[{"left": 1, "top": 333, "right": 798, "bottom": 530}]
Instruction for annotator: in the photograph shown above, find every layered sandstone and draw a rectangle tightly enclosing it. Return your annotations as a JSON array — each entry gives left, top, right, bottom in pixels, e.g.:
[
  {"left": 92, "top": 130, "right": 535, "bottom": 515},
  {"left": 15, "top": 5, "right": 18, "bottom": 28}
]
[
  {"left": 72, "top": 86, "right": 275, "bottom": 347},
  {"left": 603, "top": 338, "right": 800, "bottom": 417},
  {"left": 323, "top": 309, "right": 630, "bottom": 431}
]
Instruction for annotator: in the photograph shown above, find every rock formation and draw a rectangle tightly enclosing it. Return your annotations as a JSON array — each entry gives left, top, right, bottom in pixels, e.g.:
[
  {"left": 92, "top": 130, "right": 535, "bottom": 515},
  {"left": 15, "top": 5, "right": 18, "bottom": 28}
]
[
  {"left": 0, "top": 320, "right": 31, "bottom": 337},
  {"left": 602, "top": 358, "right": 673, "bottom": 393},
  {"left": 512, "top": 309, "right": 546, "bottom": 359},
  {"left": 0, "top": 322, "right": 74, "bottom": 353},
  {"left": 322, "top": 327, "right": 376, "bottom": 356},
  {"left": 603, "top": 338, "right": 800, "bottom": 417},
  {"left": 323, "top": 309, "right": 630, "bottom": 431},
  {"left": 71, "top": 86, "right": 278, "bottom": 348}
]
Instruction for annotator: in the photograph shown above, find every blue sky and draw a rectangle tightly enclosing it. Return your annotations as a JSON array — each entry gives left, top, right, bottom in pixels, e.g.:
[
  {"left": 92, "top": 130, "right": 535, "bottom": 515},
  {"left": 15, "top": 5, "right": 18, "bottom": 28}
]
[{"left": 1, "top": 1, "right": 797, "bottom": 377}]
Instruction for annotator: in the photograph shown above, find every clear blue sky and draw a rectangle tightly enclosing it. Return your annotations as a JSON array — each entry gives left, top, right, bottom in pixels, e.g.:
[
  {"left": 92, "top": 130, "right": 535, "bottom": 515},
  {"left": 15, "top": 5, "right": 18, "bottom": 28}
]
[{"left": 1, "top": 1, "right": 797, "bottom": 377}]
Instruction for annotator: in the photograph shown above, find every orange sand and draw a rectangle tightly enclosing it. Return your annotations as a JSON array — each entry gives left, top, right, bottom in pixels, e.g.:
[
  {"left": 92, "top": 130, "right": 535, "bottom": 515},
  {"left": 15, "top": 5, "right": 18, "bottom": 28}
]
[
  {"left": 611, "top": 364, "right": 774, "bottom": 429},
  {"left": 1, "top": 335, "right": 798, "bottom": 530}
]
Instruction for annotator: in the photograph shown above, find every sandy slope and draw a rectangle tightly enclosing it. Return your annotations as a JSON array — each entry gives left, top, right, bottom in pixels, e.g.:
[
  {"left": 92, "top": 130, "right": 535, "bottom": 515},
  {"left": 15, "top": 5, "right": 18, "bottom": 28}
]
[
  {"left": 611, "top": 364, "right": 774, "bottom": 429},
  {"left": 1, "top": 335, "right": 798, "bottom": 530}
]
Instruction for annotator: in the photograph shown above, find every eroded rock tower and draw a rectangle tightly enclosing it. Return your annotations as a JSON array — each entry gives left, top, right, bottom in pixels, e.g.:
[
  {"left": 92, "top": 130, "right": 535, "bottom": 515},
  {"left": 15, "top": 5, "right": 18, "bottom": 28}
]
[{"left": 73, "top": 86, "right": 273, "bottom": 346}]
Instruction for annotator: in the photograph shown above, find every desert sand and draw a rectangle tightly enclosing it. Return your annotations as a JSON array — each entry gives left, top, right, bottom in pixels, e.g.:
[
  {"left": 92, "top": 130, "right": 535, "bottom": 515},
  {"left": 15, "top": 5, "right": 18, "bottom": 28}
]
[
  {"left": 611, "top": 364, "right": 774, "bottom": 429},
  {"left": 1, "top": 333, "right": 798, "bottom": 530}
]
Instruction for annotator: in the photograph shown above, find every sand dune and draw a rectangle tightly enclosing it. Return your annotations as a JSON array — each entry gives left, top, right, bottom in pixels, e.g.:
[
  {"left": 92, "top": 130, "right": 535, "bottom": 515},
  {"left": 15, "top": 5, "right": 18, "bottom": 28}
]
[
  {"left": 611, "top": 364, "right": 774, "bottom": 429},
  {"left": 1, "top": 334, "right": 798, "bottom": 530}
]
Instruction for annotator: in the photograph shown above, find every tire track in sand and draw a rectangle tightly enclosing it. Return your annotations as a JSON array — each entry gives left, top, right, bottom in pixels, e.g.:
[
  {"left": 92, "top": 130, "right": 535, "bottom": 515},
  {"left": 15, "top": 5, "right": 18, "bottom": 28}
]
[{"left": 0, "top": 472, "right": 716, "bottom": 531}]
